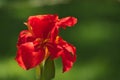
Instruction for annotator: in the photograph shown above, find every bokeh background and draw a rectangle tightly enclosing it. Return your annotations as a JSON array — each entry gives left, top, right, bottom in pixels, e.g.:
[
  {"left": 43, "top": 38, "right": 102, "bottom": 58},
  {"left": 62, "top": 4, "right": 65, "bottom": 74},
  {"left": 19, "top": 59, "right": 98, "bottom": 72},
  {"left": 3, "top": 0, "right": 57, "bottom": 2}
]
[{"left": 0, "top": 0, "right": 120, "bottom": 80}]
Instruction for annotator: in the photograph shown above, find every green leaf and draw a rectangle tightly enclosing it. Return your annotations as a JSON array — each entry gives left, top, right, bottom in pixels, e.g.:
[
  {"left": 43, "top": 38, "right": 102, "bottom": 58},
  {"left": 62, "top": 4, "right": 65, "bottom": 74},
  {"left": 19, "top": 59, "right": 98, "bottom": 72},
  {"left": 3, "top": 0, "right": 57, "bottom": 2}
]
[{"left": 44, "top": 58, "right": 55, "bottom": 80}]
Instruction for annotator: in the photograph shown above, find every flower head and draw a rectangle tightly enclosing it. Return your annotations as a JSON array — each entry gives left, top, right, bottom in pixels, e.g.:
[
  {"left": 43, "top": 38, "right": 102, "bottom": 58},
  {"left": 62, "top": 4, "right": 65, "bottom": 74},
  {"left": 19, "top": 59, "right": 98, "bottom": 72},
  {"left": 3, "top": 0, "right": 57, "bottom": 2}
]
[{"left": 15, "top": 14, "right": 77, "bottom": 72}]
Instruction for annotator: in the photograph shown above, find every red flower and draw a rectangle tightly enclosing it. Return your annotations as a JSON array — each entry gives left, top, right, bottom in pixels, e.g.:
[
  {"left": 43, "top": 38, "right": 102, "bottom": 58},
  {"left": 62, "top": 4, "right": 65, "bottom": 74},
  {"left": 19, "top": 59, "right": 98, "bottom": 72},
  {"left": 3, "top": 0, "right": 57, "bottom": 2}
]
[{"left": 15, "top": 14, "right": 77, "bottom": 72}]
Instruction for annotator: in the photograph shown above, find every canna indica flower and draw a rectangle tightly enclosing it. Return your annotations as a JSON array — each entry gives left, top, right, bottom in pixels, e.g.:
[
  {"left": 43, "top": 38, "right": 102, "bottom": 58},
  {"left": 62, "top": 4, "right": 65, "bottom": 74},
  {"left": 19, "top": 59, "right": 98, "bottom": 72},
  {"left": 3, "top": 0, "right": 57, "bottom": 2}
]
[{"left": 15, "top": 14, "right": 77, "bottom": 72}]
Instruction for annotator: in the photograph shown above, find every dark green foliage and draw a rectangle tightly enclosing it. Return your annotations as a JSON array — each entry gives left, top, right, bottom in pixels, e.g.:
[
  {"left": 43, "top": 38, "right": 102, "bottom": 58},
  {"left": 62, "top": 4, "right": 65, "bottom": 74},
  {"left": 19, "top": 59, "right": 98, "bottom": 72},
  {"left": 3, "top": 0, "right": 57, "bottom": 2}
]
[{"left": 0, "top": 0, "right": 120, "bottom": 80}]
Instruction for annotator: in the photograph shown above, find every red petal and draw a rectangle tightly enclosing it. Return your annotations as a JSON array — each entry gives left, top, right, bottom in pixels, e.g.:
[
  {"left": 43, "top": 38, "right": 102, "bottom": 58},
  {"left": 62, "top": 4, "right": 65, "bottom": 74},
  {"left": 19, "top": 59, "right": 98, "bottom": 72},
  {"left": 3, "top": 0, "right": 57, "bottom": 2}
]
[
  {"left": 61, "top": 50, "right": 76, "bottom": 72},
  {"left": 56, "top": 37, "right": 76, "bottom": 72},
  {"left": 58, "top": 37, "right": 76, "bottom": 55},
  {"left": 27, "top": 14, "right": 58, "bottom": 39},
  {"left": 46, "top": 42, "right": 61, "bottom": 59},
  {"left": 15, "top": 42, "right": 45, "bottom": 70},
  {"left": 50, "top": 27, "right": 59, "bottom": 42},
  {"left": 17, "top": 30, "right": 35, "bottom": 47},
  {"left": 58, "top": 17, "right": 77, "bottom": 29}
]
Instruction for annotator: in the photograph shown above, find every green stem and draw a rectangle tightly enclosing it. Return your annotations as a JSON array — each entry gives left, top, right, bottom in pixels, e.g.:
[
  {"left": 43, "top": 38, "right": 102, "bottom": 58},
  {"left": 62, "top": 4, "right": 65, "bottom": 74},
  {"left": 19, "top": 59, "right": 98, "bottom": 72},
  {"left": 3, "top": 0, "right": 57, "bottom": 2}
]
[
  {"left": 40, "top": 62, "right": 44, "bottom": 80},
  {"left": 36, "top": 58, "right": 55, "bottom": 80},
  {"left": 36, "top": 61, "right": 45, "bottom": 80}
]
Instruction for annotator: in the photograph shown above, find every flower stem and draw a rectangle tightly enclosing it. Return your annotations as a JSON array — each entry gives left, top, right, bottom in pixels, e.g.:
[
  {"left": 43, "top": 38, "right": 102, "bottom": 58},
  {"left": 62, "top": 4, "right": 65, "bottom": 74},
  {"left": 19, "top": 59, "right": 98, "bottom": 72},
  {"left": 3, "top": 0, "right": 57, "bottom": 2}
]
[
  {"left": 36, "top": 61, "right": 45, "bottom": 80},
  {"left": 36, "top": 58, "right": 55, "bottom": 80},
  {"left": 40, "top": 61, "right": 45, "bottom": 80}
]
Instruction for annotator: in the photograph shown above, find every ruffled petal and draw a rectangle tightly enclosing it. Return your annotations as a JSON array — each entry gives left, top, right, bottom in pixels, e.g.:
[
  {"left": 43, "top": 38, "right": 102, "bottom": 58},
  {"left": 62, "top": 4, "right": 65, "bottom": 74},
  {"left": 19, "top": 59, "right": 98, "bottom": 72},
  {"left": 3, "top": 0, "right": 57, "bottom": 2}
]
[
  {"left": 58, "top": 37, "right": 76, "bottom": 56},
  {"left": 46, "top": 42, "right": 61, "bottom": 59},
  {"left": 17, "top": 30, "right": 35, "bottom": 47},
  {"left": 61, "top": 50, "right": 76, "bottom": 72},
  {"left": 58, "top": 17, "right": 77, "bottom": 29},
  {"left": 27, "top": 14, "right": 58, "bottom": 39},
  {"left": 56, "top": 37, "right": 76, "bottom": 72},
  {"left": 15, "top": 42, "right": 45, "bottom": 70}
]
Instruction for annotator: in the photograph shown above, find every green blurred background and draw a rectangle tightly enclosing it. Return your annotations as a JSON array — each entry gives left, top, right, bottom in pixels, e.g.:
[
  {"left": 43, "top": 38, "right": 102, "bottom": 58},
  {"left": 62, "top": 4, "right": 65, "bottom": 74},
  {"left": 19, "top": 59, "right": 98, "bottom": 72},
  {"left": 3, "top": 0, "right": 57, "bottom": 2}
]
[{"left": 0, "top": 0, "right": 120, "bottom": 80}]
